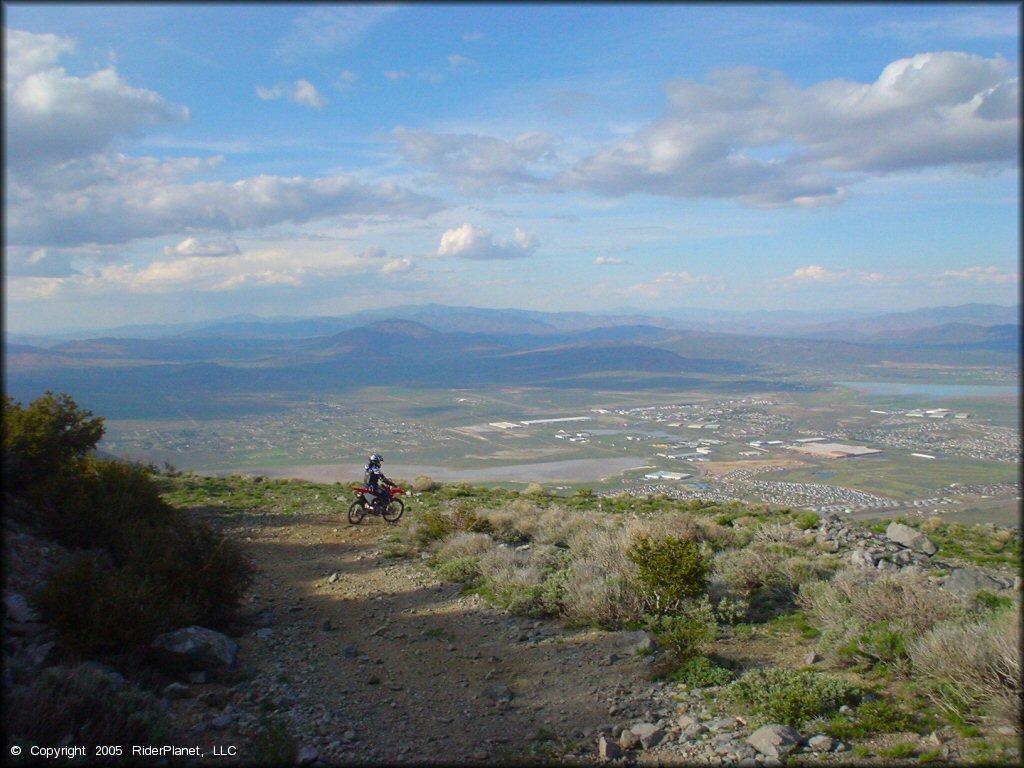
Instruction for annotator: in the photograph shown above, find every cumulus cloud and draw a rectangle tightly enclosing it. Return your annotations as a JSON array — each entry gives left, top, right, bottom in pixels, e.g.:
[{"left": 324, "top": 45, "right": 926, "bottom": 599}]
[
  {"left": 257, "top": 79, "right": 325, "bottom": 108},
  {"left": 10, "top": 239, "right": 405, "bottom": 300},
  {"left": 934, "top": 266, "right": 1018, "bottom": 285},
  {"left": 4, "top": 28, "right": 189, "bottom": 171},
  {"left": 781, "top": 265, "right": 898, "bottom": 287},
  {"left": 162, "top": 236, "right": 240, "bottom": 258},
  {"left": 562, "top": 52, "right": 1018, "bottom": 207},
  {"left": 595, "top": 256, "right": 626, "bottom": 265},
  {"left": 8, "top": 157, "right": 444, "bottom": 247},
  {"left": 393, "top": 128, "right": 559, "bottom": 192},
  {"left": 5, "top": 246, "right": 80, "bottom": 277},
  {"left": 381, "top": 257, "right": 415, "bottom": 274},
  {"left": 4, "top": 30, "right": 443, "bottom": 250},
  {"left": 436, "top": 223, "right": 539, "bottom": 260},
  {"left": 448, "top": 54, "right": 475, "bottom": 67}
]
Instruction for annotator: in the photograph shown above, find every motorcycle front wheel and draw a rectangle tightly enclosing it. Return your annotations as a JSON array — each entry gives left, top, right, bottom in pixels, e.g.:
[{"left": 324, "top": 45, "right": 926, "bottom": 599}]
[
  {"left": 347, "top": 500, "right": 367, "bottom": 525},
  {"left": 382, "top": 498, "right": 404, "bottom": 523}
]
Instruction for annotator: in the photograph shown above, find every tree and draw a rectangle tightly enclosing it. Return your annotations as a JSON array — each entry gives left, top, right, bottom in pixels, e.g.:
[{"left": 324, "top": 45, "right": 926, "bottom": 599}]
[{"left": 3, "top": 392, "right": 105, "bottom": 494}]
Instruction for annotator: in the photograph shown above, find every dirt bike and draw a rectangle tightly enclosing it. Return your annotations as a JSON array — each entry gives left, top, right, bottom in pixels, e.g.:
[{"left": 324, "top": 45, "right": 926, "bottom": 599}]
[{"left": 347, "top": 485, "right": 406, "bottom": 524}]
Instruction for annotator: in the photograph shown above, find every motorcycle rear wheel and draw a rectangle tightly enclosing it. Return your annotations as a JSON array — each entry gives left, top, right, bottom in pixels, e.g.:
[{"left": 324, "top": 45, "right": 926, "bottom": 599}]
[
  {"left": 347, "top": 500, "right": 367, "bottom": 525},
  {"left": 382, "top": 498, "right": 404, "bottom": 523}
]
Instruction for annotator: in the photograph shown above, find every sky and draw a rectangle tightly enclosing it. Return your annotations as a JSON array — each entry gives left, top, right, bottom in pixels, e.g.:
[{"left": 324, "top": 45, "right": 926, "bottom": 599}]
[{"left": 3, "top": 3, "right": 1020, "bottom": 334}]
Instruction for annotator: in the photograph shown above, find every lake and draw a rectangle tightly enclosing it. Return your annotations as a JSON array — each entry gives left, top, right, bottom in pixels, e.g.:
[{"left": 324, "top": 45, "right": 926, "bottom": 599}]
[{"left": 834, "top": 381, "right": 1019, "bottom": 399}]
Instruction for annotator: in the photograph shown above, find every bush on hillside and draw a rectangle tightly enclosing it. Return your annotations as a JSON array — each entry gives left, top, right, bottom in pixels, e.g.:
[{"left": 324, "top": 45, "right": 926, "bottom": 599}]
[
  {"left": 726, "top": 667, "right": 861, "bottom": 727},
  {"left": 908, "top": 608, "right": 1020, "bottom": 727},
  {"left": 5, "top": 663, "right": 168, "bottom": 756},
  {"left": 644, "top": 597, "right": 718, "bottom": 663},
  {"left": 2, "top": 392, "right": 105, "bottom": 497},
  {"left": 628, "top": 534, "right": 709, "bottom": 615},
  {"left": 6, "top": 393, "right": 251, "bottom": 656},
  {"left": 798, "top": 568, "right": 963, "bottom": 667}
]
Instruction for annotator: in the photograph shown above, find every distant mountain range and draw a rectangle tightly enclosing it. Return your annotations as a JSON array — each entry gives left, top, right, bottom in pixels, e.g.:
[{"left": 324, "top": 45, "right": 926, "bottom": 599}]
[
  {"left": 4, "top": 303, "right": 1017, "bottom": 420},
  {"left": 8, "top": 302, "right": 1018, "bottom": 345}
]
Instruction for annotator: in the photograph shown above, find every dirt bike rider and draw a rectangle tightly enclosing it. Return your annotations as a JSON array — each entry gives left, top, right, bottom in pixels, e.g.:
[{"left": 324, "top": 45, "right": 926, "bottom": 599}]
[{"left": 363, "top": 453, "right": 396, "bottom": 511}]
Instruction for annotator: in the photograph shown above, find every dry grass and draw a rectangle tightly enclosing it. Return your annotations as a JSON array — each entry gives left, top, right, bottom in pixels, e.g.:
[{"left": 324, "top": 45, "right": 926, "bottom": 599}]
[{"left": 908, "top": 607, "right": 1021, "bottom": 727}]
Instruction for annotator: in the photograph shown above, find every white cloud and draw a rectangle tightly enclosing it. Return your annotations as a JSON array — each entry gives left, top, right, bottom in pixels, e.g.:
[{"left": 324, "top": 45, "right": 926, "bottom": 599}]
[
  {"left": 276, "top": 6, "right": 396, "bottom": 60},
  {"left": 381, "top": 257, "right": 415, "bottom": 274},
  {"left": 791, "top": 264, "right": 846, "bottom": 282},
  {"left": 872, "top": 12, "right": 1019, "bottom": 42},
  {"left": 256, "top": 79, "right": 325, "bottom": 108},
  {"left": 162, "top": 236, "right": 240, "bottom": 258},
  {"left": 384, "top": 70, "right": 409, "bottom": 81},
  {"left": 4, "top": 29, "right": 188, "bottom": 171},
  {"left": 448, "top": 54, "right": 475, "bottom": 67},
  {"left": 436, "top": 223, "right": 539, "bottom": 260},
  {"left": 595, "top": 256, "right": 626, "bottom": 265},
  {"left": 562, "top": 52, "right": 1018, "bottom": 207},
  {"left": 781, "top": 265, "right": 903, "bottom": 288},
  {"left": 335, "top": 69, "right": 358, "bottom": 90},
  {"left": 3, "top": 30, "right": 443, "bottom": 250},
  {"left": 462, "top": 31, "right": 484, "bottom": 42},
  {"left": 621, "top": 271, "right": 721, "bottom": 299},
  {"left": 393, "top": 128, "right": 559, "bottom": 192},
  {"left": 8, "top": 153, "right": 444, "bottom": 247},
  {"left": 934, "top": 266, "right": 1019, "bottom": 285}
]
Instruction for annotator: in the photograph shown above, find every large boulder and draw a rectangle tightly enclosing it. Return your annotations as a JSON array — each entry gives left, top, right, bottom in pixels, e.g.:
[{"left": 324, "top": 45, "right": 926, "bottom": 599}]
[
  {"left": 620, "top": 630, "right": 658, "bottom": 655},
  {"left": 885, "top": 522, "right": 938, "bottom": 556},
  {"left": 746, "top": 724, "right": 801, "bottom": 759},
  {"left": 944, "top": 567, "right": 1005, "bottom": 598},
  {"left": 150, "top": 626, "right": 238, "bottom": 673}
]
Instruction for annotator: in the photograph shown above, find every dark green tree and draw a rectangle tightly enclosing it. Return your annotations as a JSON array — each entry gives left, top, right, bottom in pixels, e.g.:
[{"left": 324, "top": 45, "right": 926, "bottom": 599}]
[{"left": 3, "top": 391, "right": 104, "bottom": 494}]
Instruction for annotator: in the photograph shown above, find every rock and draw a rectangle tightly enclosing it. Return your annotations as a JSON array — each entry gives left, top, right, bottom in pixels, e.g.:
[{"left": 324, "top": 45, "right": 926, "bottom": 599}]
[
  {"left": 619, "top": 730, "right": 641, "bottom": 750},
  {"left": 677, "top": 715, "right": 699, "bottom": 730},
  {"left": 630, "top": 723, "right": 665, "bottom": 749},
  {"left": 327, "top": 572, "right": 339, "bottom": 584},
  {"left": 1014, "top": 575, "right": 1021, "bottom": 592},
  {"left": 163, "top": 682, "right": 192, "bottom": 699},
  {"left": 945, "top": 567, "right": 1003, "bottom": 598},
  {"left": 804, "top": 650, "right": 821, "bottom": 665},
  {"left": 484, "top": 684, "right": 513, "bottom": 703},
  {"left": 621, "top": 630, "right": 658, "bottom": 655},
  {"left": 808, "top": 735, "right": 835, "bottom": 752},
  {"left": 4, "top": 590, "right": 41, "bottom": 624},
  {"left": 297, "top": 747, "right": 319, "bottom": 766},
  {"left": 255, "top": 628, "right": 274, "bottom": 640},
  {"left": 210, "top": 714, "right": 233, "bottom": 730},
  {"left": 599, "top": 736, "right": 622, "bottom": 759},
  {"left": 885, "top": 522, "right": 937, "bottom": 556},
  {"left": 150, "top": 626, "right": 238, "bottom": 673},
  {"left": 746, "top": 724, "right": 801, "bottom": 759},
  {"left": 188, "top": 671, "right": 208, "bottom": 684}
]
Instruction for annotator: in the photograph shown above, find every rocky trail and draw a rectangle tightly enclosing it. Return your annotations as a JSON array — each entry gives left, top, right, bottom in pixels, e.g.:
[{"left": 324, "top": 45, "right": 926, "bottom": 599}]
[
  {"left": 172, "top": 510, "right": 685, "bottom": 765},
  {"left": 160, "top": 507, "right": 1012, "bottom": 766}
]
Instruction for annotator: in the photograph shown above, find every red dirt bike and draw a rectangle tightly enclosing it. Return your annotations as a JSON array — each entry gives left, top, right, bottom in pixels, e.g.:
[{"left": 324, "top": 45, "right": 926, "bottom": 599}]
[{"left": 347, "top": 485, "right": 406, "bottom": 524}]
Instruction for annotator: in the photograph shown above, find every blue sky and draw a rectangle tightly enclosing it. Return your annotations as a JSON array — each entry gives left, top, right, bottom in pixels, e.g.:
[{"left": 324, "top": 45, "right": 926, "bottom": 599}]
[{"left": 4, "top": 3, "right": 1020, "bottom": 333}]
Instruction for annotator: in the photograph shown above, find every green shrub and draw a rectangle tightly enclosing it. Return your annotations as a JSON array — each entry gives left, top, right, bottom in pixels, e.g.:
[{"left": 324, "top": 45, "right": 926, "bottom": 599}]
[
  {"left": 435, "top": 555, "right": 483, "bottom": 583},
  {"left": 644, "top": 598, "right": 718, "bottom": 663},
  {"left": 450, "top": 503, "right": 495, "bottom": 535},
  {"left": 246, "top": 717, "right": 296, "bottom": 765},
  {"left": 794, "top": 511, "right": 821, "bottom": 530},
  {"left": 3, "top": 392, "right": 104, "bottom": 496},
  {"left": 726, "top": 667, "right": 860, "bottom": 727},
  {"left": 667, "top": 655, "right": 735, "bottom": 687},
  {"left": 4, "top": 663, "right": 168, "bottom": 754},
  {"left": 974, "top": 589, "right": 1015, "bottom": 614},
  {"left": 825, "top": 697, "right": 919, "bottom": 739},
  {"left": 879, "top": 742, "right": 917, "bottom": 759},
  {"left": 413, "top": 508, "right": 454, "bottom": 545},
  {"left": 628, "top": 534, "right": 708, "bottom": 614}
]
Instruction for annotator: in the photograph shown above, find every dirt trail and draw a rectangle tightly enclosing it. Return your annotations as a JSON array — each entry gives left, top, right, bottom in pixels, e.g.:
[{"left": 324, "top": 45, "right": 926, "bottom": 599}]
[{"left": 186, "top": 510, "right": 659, "bottom": 764}]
